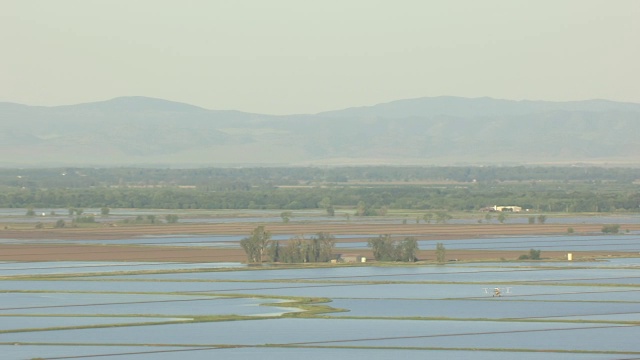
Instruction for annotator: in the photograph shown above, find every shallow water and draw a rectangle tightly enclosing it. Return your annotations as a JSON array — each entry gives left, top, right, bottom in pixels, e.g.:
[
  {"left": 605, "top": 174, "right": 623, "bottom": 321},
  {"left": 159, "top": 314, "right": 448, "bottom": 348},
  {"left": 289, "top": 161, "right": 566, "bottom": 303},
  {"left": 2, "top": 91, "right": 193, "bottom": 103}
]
[
  {"left": 0, "top": 345, "right": 626, "bottom": 360},
  {"left": 336, "top": 234, "right": 640, "bottom": 252},
  {"left": 0, "top": 318, "right": 629, "bottom": 351},
  {"left": 3, "top": 258, "right": 640, "bottom": 357},
  {"left": 330, "top": 298, "right": 640, "bottom": 320},
  {"left": 0, "top": 293, "right": 297, "bottom": 317},
  {"left": 0, "top": 316, "right": 190, "bottom": 331},
  {"left": 332, "top": 323, "right": 640, "bottom": 353},
  {"left": 3, "top": 231, "right": 640, "bottom": 255},
  {"left": 77, "top": 265, "right": 640, "bottom": 290},
  {"left": 0, "top": 261, "right": 244, "bottom": 277},
  {"left": 0, "top": 345, "right": 205, "bottom": 360}
]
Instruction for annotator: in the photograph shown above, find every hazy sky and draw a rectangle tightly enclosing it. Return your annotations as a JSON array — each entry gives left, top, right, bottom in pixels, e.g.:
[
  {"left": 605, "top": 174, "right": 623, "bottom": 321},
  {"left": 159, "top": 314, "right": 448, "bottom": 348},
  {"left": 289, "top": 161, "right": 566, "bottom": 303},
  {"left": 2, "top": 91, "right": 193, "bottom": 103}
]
[{"left": 2, "top": 0, "right": 639, "bottom": 114}]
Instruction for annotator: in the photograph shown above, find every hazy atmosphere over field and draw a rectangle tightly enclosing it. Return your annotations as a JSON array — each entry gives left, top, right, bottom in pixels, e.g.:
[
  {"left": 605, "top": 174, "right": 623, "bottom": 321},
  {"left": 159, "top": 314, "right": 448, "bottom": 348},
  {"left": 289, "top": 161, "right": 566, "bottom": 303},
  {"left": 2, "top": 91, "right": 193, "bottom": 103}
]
[{"left": 2, "top": 0, "right": 639, "bottom": 115}]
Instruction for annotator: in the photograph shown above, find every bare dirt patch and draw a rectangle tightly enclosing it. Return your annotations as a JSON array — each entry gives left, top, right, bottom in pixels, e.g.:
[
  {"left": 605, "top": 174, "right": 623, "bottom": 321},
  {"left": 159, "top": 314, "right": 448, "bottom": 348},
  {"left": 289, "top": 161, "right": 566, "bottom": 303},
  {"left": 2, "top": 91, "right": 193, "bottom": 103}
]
[
  {"left": 0, "top": 244, "right": 247, "bottom": 262},
  {"left": 3, "top": 223, "right": 634, "bottom": 240}
]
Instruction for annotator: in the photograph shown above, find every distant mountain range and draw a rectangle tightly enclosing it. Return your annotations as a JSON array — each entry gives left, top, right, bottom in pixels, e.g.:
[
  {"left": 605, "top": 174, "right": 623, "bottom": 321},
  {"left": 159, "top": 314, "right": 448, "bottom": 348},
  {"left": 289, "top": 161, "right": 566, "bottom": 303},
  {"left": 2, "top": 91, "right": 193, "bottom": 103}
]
[{"left": 2, "top": 96, "right": 640, "bottom": 167}]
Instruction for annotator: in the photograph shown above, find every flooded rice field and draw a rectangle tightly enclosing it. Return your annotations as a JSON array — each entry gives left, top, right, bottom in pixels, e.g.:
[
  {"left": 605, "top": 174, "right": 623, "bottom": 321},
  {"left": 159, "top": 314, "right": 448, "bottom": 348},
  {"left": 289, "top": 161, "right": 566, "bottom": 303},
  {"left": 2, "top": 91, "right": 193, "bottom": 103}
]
[
  {"left": 0, "top": 345, "right": 630, "bottom": 360},
  {"left": 2, "top": 256, "right": 640, "bottom": 359},
  {"left": 0, "top": 261, "right": 245, "bottom": 276},
  {"left": 3, "top": 231, "right": 639, "bottom": 255},
  {"left": 1, "top": 210, "right": 640, "bottom": 359}
]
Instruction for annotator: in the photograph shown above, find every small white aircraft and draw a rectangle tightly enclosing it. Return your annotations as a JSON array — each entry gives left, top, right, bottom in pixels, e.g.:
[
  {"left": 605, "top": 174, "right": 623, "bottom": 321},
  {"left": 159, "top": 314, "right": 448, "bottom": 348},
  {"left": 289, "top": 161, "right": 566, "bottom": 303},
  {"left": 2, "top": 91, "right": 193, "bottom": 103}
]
[{"left": 483, "top": 287, "right": 512, "bottom": 297}]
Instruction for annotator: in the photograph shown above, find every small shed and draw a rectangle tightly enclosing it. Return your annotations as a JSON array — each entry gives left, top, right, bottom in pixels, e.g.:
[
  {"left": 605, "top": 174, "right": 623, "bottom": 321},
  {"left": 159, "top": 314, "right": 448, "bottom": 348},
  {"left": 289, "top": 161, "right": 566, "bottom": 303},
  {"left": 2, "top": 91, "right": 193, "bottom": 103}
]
[{"left": 337, "top": 254, "right": 366, "bottom": 263}]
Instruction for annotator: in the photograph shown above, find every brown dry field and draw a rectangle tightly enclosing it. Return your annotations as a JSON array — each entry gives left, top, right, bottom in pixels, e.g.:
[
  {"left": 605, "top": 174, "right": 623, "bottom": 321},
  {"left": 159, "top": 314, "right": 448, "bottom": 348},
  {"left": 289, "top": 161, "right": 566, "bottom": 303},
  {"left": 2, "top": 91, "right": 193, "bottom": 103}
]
[{"left": 2, "top": 222, "right": 639, "bottom": 263}]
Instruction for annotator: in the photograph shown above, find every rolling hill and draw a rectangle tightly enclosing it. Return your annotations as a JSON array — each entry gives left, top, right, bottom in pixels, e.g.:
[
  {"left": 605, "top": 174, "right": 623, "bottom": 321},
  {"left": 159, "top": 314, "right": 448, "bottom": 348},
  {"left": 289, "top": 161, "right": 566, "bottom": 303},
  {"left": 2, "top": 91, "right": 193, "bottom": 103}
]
[{"left": 1, "top": 96, "right": 639, "bottom": 167}]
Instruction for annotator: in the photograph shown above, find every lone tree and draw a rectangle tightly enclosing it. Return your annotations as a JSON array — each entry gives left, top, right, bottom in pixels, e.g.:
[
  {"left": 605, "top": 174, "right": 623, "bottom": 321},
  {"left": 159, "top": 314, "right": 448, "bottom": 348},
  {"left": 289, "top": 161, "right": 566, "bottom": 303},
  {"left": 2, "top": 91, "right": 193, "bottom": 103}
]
[
  {"left": 423, "top": 213, "right": 433, "bottom": 224},
  {"left": 280, "top": 211, "right": 292, "bottom": 223},
  {"left": 497, "top": 212, "right": 507, "bottom": 224},
  {"left": 326, "top": 205, "right": 335, "bottom": 217},
  {"left": 240, "top": 225, "right": 272, "bottom": 263},
  {"left": 485, "top": 213, "right": 493, "bottom": 223},
  {"left": 165, "top": 214, "right": 179, "bottom": 223},
  {"left": 435, "top": 242, "right": 446, "bottom": 263},
  {"left": 319, "top": 197, "right": 335, "bottom": 217}
]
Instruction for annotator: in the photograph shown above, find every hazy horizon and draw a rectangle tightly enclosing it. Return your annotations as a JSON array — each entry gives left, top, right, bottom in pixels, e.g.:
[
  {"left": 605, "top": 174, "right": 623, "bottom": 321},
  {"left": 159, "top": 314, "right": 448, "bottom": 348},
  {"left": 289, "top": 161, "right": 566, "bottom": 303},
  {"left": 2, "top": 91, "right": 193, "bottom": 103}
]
[{"left": 2, "top": 1, "right": 639, "bottom": 115}]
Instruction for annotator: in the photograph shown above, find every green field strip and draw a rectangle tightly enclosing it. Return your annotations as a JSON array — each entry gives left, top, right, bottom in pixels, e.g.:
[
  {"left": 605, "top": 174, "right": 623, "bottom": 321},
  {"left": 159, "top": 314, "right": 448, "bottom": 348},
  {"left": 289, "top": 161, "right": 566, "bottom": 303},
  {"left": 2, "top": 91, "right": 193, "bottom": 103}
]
[
  {"left": 267, "top": 344, "right": 640, "bottom": 356},
  {"left": 5, "top": 342, "right": 640, "bottom": 357},
  {"left": 0, "top": 314, "right": 288, "bottom": 335},
  {"left": 311, "top": 314, "right": 640, "bottom": 325},
  {"left": 0, "top": 292, "right": 343, "bottom": 320}
]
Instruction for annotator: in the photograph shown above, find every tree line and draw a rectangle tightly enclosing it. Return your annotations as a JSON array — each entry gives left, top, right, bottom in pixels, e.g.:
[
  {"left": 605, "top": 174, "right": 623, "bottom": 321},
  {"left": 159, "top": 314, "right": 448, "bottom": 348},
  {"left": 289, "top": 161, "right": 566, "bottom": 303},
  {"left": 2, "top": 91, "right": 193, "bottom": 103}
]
[
  {"left": 240, "top": 226, "right": 336, "bottom": 264},
  {"left": 2, "top": 183, "right": 639, "bottom": 213}
]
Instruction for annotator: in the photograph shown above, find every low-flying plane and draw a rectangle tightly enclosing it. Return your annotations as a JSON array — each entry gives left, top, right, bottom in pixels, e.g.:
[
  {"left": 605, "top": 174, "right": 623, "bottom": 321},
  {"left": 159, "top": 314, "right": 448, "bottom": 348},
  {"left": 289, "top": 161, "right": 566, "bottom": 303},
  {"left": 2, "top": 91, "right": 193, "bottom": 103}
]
[{"left": 483, "top": 287, "right": 512, "bottom": 297}]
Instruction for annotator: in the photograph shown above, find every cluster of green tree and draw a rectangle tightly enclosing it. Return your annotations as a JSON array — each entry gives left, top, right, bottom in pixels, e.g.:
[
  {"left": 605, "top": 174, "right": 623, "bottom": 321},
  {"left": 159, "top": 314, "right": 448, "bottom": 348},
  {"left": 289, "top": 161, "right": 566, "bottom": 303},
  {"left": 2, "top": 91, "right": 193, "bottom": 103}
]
[
  {"left": 417, "top": 212, "right": 453, "bottom": 223},
  {"left": 2, "top": 166, "right": 639, "bottom": 189},
  {"left": 274, "top": 233, "right": 335, "bottom": 263},
  {"left": 367, "top": 235, "right": 419, "bottom": 262},
  {"left": 2, "top": 183, "right": 638, "bottom": 213},
  {"left": 528, "top": 215, "right": 547, "bottom": 224},
  {"left": 483, "top": 213, "right": 549, "bottom": 225},
  {"left": 121, "top": 215, "right": 161, "bottom": 224},
  {"left": 601, "top": 224, "right": 620, "bottom": 234},
  {"left": 239, "top": 226, "right": 335, "bottom": 264}
]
